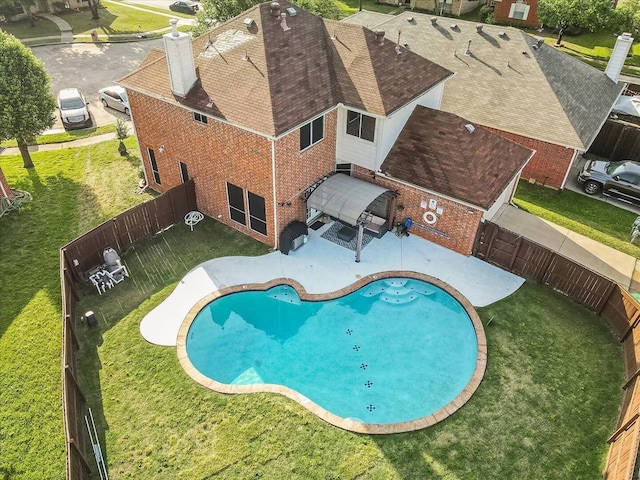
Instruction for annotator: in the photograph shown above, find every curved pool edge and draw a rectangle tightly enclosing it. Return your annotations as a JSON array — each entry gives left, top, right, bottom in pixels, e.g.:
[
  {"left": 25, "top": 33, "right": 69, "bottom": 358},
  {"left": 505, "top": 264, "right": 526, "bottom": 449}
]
[{"left": 176, "top": 270, "right": 487, "bottom": 435}]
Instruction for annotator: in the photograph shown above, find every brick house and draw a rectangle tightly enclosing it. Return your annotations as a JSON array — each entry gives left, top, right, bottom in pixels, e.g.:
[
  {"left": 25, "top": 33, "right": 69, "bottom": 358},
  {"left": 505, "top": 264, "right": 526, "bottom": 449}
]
[
  {"left": 345, "top": 12, "right": 625, "bottom": 190},
  {"left": 120, "top": 1, "right": 532, "bottom": 256},
  {"left": 491, "top": 0, "right": 540, "bottom": 28}
]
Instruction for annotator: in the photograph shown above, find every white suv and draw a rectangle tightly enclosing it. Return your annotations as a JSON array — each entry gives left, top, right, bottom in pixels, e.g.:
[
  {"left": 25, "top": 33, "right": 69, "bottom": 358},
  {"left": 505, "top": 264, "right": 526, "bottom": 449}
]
[{"left": 57, "top": 88, "right": 92, "bottom": 129}]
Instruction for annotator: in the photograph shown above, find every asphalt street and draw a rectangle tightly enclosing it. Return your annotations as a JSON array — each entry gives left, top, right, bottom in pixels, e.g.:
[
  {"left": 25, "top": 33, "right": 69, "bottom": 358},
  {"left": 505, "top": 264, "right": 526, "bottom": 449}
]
[{"left": 32, "top": 39, "right": 165, "bottom": 129}]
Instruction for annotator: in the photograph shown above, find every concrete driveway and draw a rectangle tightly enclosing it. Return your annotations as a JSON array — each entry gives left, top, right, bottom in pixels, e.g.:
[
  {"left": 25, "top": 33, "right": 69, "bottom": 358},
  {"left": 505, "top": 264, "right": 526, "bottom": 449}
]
[{"left": 32, "top": 39, "right": 164, "bottom": 130}]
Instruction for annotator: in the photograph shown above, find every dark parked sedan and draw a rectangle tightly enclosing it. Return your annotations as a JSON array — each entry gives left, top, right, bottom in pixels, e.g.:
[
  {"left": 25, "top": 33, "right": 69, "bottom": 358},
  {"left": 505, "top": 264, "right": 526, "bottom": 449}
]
[
  {"left": 169, "top": 0, "right": 199, "bottom": 13},
  {"left": 577, "top": 159, "right": 640, "bottom": 205}
]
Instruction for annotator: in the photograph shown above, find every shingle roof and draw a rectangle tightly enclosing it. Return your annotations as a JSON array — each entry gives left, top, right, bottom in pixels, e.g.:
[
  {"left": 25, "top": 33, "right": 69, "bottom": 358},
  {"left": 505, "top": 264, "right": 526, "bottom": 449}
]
[
  {"left": 119, "top": 2, "right": 452, "bottom": 137},
  {"left": 344, "top": 12, "right": 624, "bottom": 150},
  {"left": 381, "top": 106, "right": 534, "bottom": 210}
]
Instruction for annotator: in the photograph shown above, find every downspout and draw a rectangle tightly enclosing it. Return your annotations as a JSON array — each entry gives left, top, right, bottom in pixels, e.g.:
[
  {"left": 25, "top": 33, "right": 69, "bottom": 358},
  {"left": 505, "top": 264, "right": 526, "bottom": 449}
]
[
  {"left": 271, "top": 139, "right": 279, "bottom": 250},
  {"left": 560, "top": 149, "right": 580, "bottom": 190}
]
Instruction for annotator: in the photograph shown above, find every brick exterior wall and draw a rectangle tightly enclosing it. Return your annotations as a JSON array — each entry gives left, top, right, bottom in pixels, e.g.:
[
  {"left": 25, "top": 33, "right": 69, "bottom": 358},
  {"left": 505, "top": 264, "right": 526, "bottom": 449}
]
[
  {"left": 492, "top": 0, "right": 540, "bottom": 28},
  {"left": 485, "top": 126, "right": 575, "bottom": 189},
  {"left": 130, "top": 91, "right": 276, "bottom": 245},
  {"left": 352, "top": 166, "right": 483, "bottom": 256},
  {"left": 130, "top": 89, "right": 484, "bottom": 255},
  {"left": 130, "top": 91, "right": 337, "bottom": 248},
  {"left": 0, "top": 167, "right": 12, "bottom": 199},
  {"left": 273, "top": 110, "right": 337, "bottom": 239}
]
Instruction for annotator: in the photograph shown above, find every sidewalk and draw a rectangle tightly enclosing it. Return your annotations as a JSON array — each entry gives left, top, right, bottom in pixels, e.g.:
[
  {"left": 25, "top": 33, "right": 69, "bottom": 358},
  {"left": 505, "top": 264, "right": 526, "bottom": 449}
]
[
  {"left": 0, "top": 132, "right": 116, "bottom": 156},
  {"left": 491, "top": 204, "right": 640, "bottom": 293}
]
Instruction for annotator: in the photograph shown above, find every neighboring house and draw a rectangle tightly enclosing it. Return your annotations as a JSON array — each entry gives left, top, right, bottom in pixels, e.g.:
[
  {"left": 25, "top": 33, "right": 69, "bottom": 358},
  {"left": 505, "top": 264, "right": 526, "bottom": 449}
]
[
  {"left": 344, "top": 12, "right": 626, "bottom": 191},
  {"left": 402, "top": 0, "right": 482, "bottom": 16},
  {"left": 119, "top": 1, "right": 532, "bottom": 256},
  {"left": 492, "top": 0, "right": 540, "bottom": 28}
]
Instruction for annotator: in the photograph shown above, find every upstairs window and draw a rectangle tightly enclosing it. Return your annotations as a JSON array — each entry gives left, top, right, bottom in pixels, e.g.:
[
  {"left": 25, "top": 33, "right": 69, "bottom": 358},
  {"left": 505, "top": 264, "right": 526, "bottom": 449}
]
[
  {"left": 509, "top": 1, "right": 530, "bottom": 20},
  {"left": 193, "top": 112, "right": 208, "bottom": 124},
  {"left": 300, "top": 116, "right": 324, "bottom": 151},
  {"left": 346, "top": 111, "right": 375, "bottom": 142}
]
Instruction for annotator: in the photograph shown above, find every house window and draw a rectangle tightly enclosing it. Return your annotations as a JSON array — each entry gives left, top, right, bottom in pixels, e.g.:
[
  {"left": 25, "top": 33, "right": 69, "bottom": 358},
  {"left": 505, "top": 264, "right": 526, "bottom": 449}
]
[
  {"left": 148, "top": 148, "right": 161, "bottom": 185},
  {"left": 227, "top": 183, "right": 246, "bottom": 225},
  {"left": 346, "top": 111, "right": 375, "bottom": 142},
  {"left": 193, "top": 112, "right": 208, "bottom": 124},
  {"left": 509, "top": 0, "right": 530, "bottom": 20},
  {"left": 179, "top": 162, "right": 189, "bottom": 183},
  {"left": 300, "top": 116, "right": 324, "bottom": 151},
  {"left": 248, "top": 191, "right": 267, "bottom": 235},
  {"left": 336, "top": 163, "right": 353, "bottom": 175}
]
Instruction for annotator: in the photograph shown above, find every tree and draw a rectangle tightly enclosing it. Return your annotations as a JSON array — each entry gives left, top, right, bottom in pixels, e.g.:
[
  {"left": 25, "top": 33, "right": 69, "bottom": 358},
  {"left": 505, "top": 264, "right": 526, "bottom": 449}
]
[
  {"left": 88, "top": 0, "right": 100, "bottom": 20},
  {"left": 115, "top": 118, "right": 129, "bottom": 156},
  {"left": 0, "top": 31, "right": 56, "bottom": 169},
  {"left": 538, "top": 0, "right": 616, "bottom": 45},
  {"left": 614, "top": 0, "right": 640, "bottom": 36}
]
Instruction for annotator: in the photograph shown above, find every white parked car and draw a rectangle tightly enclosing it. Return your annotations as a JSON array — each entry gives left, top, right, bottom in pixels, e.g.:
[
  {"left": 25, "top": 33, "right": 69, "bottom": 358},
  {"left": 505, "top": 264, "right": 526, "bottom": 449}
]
[
  {"left": 98, "top": 86, "right": 130, "bottom": 116},
  {"left": 57, "top": 88, "right": 92, "bottom": 129}
]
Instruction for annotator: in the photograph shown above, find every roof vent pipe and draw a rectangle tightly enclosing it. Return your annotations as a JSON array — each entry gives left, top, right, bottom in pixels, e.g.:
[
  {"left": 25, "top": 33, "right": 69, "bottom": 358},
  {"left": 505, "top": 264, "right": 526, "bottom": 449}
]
[
  {"left": 464, "top": 39, "right": 471, "bottom": 56},
  {"left": 280, "top": 12, "right": 290, "bottom": 31},
  {"left": 170, "top": 18, "right": 179, "bottom": 37},
  {"left": 270, "top": 1, "right": 281, "bottom": 17}
]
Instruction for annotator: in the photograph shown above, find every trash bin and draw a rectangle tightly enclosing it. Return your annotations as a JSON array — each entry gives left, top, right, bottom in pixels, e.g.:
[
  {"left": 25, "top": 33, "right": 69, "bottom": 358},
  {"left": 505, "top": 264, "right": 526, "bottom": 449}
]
[{"left": 91, "top": 30, "right": 99, "bottom": 42}]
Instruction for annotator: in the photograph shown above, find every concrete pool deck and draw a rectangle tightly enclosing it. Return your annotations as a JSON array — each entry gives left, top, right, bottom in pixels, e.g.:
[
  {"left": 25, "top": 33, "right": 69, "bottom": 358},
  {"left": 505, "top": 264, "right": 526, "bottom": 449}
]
[{"left": 140, "top": 221, "right": 524, "bottom": 346}]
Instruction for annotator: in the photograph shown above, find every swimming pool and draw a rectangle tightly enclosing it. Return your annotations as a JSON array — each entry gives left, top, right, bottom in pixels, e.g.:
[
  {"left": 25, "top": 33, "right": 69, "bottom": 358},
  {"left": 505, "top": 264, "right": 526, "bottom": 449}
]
[{"left": 178, "top": 272, "right": 486, "bottom": 434}]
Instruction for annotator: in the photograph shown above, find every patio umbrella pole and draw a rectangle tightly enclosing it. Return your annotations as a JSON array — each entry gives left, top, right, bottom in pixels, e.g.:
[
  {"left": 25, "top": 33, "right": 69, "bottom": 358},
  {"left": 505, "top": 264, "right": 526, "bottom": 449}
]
[{"left": 355, "top": 223, "right": 364, "bottom": 263}]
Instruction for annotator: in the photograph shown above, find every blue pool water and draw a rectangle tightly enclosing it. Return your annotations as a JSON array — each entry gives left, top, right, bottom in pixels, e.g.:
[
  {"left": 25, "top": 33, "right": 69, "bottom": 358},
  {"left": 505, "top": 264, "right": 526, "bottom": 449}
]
[{"left": 186, "top": 278, "right": 478, "bottom": 425}]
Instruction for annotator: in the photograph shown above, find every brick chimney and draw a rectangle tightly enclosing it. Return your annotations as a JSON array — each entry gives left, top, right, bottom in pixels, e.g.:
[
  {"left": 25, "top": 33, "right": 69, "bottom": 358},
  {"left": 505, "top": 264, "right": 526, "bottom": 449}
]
[
  {"left": 163, "top": 19, "right": 197, "bottom": 97},
  {"left": 605, "top": 32, "right": 633, "bottom": 83}
]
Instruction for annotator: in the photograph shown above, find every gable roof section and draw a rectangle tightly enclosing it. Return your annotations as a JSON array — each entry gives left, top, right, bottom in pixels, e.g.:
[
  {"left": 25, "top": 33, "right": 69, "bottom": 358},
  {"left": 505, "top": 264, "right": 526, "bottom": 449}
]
[
  {"left": 343, "top": 12, "right": 623, "bottom": 150},
  {"left": 381, "top": 106, "right": 534, "bottom": 210},
  {"left": 120, "top": 2, "right": 452, "bottom": 137}
]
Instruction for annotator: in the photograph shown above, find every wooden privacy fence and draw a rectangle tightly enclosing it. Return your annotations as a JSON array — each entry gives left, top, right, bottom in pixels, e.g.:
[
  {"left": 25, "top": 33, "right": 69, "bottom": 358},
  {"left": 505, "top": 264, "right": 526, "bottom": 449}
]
[
  {"left": 63, "top": 180, "right": 196, "bottom": 284},
  {"left": 60, "top": 181, "right": 196, "bottom": 480},
  {"left": 589, "top": 119, "right": 640, "bottom": 162},
  {"left": 472, "top": 221, "right": 616, "bottom": 312},
  {"left": 473, "top": 221, "right": 640, "bottom": 479}
]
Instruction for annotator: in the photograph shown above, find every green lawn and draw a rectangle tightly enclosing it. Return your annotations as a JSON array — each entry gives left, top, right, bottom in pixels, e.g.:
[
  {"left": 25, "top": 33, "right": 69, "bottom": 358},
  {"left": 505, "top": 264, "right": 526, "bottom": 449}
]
[
  {"left": 0, "top": 16, "right": 61, "bottom": 38},
  {"left": 0, "top": 139, "right": 625, "bottom": 479},
  {"left": 0, "top": 137, "right": 153, "bottom": 479},
  {"left": 58, "top": 1, "right": 171, "bottom": 36},
  {"left": 514, "top": 180, "right": 640, "bottom": 258},
  {"left": 0, "top": 125, "right": 116, "bottom": 149},
  {"left": 336, "top": 0, "right": 403, "bottom": 17}
]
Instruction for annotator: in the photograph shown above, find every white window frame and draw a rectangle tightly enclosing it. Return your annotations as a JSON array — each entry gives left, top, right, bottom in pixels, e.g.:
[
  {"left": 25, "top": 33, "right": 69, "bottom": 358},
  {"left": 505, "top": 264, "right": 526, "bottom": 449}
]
[
  {"left": 193, "top": 112, "right": 208, "bottom": 125},
  {"left": 508, "top": 1, "right": 530, "bottom": 20}
]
